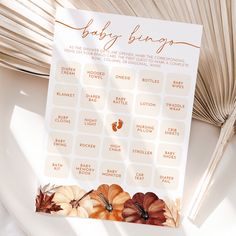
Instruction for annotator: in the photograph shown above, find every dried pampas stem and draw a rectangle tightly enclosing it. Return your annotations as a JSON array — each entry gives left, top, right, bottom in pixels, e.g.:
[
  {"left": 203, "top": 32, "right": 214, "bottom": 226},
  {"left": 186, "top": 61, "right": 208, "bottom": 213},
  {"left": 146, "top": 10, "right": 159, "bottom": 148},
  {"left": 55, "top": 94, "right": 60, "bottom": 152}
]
[{"left": 189, "top": 105, "right": 236, "bottom": 221}]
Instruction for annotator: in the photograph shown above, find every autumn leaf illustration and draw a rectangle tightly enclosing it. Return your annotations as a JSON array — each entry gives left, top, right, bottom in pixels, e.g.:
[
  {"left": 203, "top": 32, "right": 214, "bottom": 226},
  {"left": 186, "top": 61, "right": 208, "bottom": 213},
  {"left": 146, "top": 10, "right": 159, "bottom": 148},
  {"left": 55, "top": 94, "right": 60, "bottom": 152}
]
[
  {"left": 41, "top": 183, "right": 61, "bottom": 194},
  {"left": 35, "top": 190, "right": 62, "bottom": 213},
  {"left": 163, "top": 199, "right": 180, "bottom": 227}
]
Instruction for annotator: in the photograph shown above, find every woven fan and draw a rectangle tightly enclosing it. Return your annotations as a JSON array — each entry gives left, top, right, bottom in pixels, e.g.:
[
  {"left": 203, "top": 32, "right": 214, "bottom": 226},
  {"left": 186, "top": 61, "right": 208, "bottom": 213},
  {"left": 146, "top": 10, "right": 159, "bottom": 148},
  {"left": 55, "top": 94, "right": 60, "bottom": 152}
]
[{"left": 1, "top": 0, "right": 235, "bottom": 222}]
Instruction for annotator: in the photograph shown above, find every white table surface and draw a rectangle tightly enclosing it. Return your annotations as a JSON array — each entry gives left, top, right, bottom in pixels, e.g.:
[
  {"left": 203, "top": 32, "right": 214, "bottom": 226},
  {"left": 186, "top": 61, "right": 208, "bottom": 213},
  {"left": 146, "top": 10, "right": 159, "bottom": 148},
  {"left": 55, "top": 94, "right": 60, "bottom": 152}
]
[{"left": 0, "top": 66, "right": 236, "bottom": 236}]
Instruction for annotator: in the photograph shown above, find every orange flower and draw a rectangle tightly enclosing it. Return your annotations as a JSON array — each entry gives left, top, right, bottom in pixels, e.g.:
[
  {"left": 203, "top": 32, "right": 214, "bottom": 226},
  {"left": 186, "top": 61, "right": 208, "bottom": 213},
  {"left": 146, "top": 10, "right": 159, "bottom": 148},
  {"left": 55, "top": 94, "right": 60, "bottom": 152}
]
[{"left": 90, "top": 184, "right": 130, "bottom": 221}]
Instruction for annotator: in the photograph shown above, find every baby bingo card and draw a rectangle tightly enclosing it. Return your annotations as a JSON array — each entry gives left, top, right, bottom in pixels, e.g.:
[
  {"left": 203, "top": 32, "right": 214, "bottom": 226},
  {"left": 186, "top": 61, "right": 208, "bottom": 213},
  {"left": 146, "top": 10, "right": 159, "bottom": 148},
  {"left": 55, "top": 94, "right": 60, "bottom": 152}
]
[{"left": 36, "top": 8, "right": 202, "bottom": 227}]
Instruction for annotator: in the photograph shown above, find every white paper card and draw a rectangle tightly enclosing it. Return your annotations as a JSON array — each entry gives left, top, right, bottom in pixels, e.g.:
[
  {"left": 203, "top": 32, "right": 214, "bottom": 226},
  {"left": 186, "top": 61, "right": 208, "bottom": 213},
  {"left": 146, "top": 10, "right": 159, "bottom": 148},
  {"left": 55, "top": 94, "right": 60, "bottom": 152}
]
[{"left": 36, "top": 8, "right": 202, "bottom": 228}]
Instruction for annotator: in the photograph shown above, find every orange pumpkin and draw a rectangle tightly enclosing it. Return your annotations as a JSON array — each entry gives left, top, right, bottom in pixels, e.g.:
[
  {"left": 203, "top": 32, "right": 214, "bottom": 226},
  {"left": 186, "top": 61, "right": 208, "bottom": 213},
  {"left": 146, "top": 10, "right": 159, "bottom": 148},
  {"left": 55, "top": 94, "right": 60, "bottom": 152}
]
[{"left": 89, "top": 184, "right": 130, "bottom": 221}]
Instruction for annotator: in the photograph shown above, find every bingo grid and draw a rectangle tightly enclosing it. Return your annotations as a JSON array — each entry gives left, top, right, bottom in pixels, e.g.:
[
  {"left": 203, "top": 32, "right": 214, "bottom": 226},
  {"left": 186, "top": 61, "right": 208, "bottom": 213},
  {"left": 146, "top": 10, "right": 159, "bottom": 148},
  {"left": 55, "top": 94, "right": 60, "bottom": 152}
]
[{"left": 45, "top": 61, "right": 191, "bottom": 191}]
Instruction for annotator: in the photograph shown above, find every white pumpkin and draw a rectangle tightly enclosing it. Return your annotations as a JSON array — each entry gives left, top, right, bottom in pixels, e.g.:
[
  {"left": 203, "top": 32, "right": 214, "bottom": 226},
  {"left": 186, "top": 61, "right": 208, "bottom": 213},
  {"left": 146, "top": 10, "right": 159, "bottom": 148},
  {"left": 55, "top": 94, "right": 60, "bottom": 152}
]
[{"left": 53, "top": 186, "right": 93, "bottom": 217}]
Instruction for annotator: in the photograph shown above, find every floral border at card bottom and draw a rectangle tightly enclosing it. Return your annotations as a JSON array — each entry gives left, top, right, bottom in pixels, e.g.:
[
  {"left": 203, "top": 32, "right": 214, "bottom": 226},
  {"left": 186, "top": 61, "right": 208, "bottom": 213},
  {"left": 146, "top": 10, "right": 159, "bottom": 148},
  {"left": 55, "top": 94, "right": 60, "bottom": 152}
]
[{"left": 35, "top": 183, "right": 180, "bottom": 227}]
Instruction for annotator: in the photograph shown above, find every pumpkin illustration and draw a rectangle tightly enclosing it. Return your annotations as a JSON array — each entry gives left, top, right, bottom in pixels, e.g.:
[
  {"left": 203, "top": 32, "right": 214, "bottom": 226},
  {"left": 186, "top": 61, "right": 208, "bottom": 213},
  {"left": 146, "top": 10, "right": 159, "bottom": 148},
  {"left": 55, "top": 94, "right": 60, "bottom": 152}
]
[
  {"left": 52, "top": 186, "right": 93, "bottom": 217},
  {"left": 90, "top": 184, "right": 131, "bottom": 221},
  {"left": 122, "top": 192, "right": 166, "bottom": 225}
]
